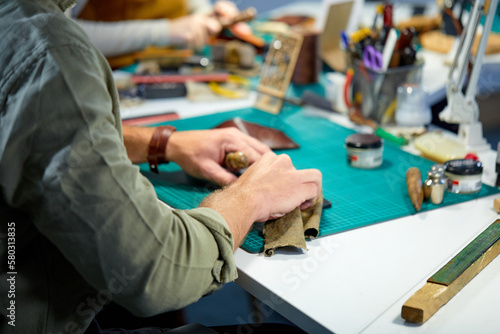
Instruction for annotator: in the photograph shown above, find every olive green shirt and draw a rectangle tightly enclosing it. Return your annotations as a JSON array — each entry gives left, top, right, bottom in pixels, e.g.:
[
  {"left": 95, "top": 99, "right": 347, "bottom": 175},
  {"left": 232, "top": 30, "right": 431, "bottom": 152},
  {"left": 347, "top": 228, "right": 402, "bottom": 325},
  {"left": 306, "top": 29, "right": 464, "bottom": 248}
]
[{"left": 0, "top": 1, "right": 237, "bottom": 333}]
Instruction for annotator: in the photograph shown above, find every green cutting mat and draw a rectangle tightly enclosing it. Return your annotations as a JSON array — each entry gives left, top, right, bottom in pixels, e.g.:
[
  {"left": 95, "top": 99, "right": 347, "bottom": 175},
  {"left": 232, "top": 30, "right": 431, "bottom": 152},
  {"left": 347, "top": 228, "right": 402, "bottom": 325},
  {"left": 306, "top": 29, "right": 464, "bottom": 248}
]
[{"left": 140, "top": 107, "right": 500, "bottom": 253}]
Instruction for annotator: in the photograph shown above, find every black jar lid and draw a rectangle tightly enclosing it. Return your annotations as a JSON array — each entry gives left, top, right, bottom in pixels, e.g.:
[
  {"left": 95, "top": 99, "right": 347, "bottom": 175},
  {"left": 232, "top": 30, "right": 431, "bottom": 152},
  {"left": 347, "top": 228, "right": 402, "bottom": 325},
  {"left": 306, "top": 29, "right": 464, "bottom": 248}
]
[
  {"left": 345, "top": 133, "right": 382, "bottom": 149},
  {"left": 444, "top": 159, "right": 483, "bottom": 175}
]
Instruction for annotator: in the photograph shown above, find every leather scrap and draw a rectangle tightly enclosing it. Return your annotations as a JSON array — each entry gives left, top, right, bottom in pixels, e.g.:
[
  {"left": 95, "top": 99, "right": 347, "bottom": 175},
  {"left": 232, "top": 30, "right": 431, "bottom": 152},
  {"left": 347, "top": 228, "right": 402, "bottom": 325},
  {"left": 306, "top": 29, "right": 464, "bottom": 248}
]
[
  {"left": 263, "top": 207, "right": 307, "bottom": 257},
  {"left": 263, "top": 194, "right": 323, "bottom": 256},
  {"left": 302, "top": 194, "right": 323, "bottom": 239},
  {"left": 214, "top": 117, "right": 299, "bottom": 150}
]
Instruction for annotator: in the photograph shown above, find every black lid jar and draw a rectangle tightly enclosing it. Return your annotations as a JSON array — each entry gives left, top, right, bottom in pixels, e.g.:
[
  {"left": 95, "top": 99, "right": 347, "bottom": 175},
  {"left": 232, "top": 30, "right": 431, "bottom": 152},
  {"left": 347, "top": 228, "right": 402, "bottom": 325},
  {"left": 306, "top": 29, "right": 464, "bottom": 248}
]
[
  {"left": 345, "top": 134, "right": 383, "bottom": 169},
  {"left": 444, "top": 159, "right": 483, "bottom": 194}
]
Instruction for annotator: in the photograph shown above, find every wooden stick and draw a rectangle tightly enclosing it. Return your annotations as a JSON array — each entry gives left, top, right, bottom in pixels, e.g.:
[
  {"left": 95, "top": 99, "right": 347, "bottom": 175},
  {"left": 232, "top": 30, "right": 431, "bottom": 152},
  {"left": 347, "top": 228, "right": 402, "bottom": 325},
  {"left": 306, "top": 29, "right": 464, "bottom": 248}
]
[
  {"left": 406, "top": 167, "right": 423, "bottom": 211},
  {"left": 402, "top": 219, "right": 500, "bottom": 323}
]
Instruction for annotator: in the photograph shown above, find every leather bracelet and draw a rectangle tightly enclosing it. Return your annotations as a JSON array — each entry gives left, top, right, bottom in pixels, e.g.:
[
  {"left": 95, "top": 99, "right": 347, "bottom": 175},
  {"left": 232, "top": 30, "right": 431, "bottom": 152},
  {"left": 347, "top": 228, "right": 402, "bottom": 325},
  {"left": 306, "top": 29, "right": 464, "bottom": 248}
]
[{"left": 148, "top": 125, "right": 176, "bottom": 173}]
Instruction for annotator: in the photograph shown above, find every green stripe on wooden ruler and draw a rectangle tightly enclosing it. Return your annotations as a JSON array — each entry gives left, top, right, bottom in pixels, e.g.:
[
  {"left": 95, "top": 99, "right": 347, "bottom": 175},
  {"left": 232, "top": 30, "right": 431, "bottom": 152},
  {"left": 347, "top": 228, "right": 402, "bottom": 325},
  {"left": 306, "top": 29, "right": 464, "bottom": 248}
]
[{"left": 428, "top": 219, "right": 500, "bottom": 286}]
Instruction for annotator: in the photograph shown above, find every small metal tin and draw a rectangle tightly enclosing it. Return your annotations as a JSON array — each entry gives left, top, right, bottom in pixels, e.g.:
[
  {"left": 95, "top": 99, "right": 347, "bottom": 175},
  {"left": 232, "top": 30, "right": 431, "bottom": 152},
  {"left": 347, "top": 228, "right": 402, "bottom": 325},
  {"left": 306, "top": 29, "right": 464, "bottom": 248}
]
[
  {"left": 430, "top": 164, "right": 445, "bottom": 175},
  {"left": 444, "top": 159, "right": 483, "bottom": 194},
  {"left": 345, "top": 134, "right": 383, "bottom": 169},
  {"left": 424, "top": 170, "right": 447, "bottom": 204}
]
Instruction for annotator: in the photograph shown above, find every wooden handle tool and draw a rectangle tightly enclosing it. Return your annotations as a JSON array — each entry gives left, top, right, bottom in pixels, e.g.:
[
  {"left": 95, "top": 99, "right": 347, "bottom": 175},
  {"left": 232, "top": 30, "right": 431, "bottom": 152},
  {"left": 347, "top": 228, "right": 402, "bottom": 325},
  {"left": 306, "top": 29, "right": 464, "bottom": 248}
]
[
  {"left": 223, "top": 151, "right": 249, "bottom": 171},
  {"left": 406, "top": 167, "right": 424, "bottom": 211}
]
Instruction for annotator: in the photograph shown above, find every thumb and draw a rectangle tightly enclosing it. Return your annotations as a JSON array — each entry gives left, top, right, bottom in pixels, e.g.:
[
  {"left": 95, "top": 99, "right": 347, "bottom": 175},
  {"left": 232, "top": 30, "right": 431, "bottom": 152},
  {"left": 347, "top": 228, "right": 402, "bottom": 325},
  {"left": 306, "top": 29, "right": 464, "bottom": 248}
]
[{"left": 204, "top": 161, "right": 238, "bottom": 186}]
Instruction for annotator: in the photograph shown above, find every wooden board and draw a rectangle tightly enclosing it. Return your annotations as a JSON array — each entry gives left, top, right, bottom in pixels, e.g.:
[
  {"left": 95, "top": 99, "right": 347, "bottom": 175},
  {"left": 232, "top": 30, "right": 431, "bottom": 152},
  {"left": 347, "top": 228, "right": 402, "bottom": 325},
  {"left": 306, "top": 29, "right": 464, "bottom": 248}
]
[
  {"left": 402, "top": 219, "right": 500, "bottom": 324},
  {"left": 255, "top": 32, "right": 303, "bottom": 114},
  {"left": 320, "top": 1, "right": 353, "bottom": 72}
]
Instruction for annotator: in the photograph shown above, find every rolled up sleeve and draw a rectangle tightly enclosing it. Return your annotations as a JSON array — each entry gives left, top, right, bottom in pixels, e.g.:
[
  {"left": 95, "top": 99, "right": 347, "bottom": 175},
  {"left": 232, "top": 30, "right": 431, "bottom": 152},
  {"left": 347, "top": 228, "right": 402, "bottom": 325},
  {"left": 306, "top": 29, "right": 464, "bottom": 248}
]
[{"left": 25, "top": 42, "right": 237, "bottom": 316}]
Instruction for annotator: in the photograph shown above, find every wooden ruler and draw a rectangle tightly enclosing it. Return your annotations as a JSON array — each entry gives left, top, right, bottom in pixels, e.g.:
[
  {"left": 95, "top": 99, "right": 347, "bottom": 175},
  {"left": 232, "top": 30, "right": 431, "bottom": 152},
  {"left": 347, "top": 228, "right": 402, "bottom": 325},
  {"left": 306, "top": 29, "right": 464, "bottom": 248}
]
[{"left": 402, "top": 219, "right": 500, "bottom": 323}]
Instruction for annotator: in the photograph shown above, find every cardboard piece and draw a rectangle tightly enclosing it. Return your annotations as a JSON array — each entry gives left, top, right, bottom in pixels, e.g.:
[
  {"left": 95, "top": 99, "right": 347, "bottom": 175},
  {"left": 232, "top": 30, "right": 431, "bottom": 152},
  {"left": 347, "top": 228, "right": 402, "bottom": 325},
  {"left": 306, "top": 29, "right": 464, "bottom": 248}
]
[{"left": 320, "top": 1, "right": 354, "bottom": 72}]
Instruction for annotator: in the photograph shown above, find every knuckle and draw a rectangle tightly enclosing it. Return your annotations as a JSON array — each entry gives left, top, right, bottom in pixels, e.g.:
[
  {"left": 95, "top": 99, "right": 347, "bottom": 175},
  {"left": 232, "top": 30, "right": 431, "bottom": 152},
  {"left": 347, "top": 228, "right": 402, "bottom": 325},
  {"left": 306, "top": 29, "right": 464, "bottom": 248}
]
[{"left": 277, "top": 154, "right": 293, "bottom": 166}]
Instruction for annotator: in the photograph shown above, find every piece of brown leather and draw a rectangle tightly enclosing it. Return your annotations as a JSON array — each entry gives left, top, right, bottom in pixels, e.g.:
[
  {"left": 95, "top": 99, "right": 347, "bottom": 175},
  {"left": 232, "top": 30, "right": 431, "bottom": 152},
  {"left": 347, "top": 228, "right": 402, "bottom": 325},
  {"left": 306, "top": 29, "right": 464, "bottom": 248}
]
[{"left": 214, "top": 117, "right": 299, "bottom": 149}]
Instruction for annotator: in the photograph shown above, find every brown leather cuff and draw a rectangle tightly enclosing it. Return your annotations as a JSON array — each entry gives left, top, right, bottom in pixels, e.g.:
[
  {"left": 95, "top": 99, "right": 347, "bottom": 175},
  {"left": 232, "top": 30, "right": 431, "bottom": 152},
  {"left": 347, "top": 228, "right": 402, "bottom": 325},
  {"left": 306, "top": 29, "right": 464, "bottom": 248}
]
[{"left": 148, "top": 125, "right": 176, "bottom": 173}]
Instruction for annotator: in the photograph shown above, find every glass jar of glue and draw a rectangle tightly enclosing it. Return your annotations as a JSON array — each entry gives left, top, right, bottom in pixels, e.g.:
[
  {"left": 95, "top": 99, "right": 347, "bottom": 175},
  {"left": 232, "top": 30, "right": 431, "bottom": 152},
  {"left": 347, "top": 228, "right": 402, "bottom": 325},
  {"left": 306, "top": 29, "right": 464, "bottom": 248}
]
[
  {"left": 395, "top": 84, "right": 431, "bottom": 127},
  {"left": 345, "top": 133, "right": 383, "bottom": 169},
  {"left": 444, "top": 159, "right": 483, "bottom": 194}
]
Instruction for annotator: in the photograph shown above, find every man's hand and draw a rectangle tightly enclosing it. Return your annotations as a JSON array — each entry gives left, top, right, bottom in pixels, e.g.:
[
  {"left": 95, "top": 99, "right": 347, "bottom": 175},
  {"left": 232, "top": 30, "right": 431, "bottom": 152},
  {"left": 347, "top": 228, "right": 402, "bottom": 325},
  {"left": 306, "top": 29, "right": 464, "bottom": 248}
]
[
  {"left": 122, "top": 125, "right": 322, "bottom": 252},
  {"left": 201, "top": 152, "right": 322, "bottom": 251},
  {"left": 213, "top": 0, "right": 253, "bottom": 35},
  {"left": 169, "top": 14, "right": 221, "bottom": 49},
  {"left": 230, "top": 152, "right": 322, "bottom": 222},
  {"left": 166, "top": 128, "right": 271, "bottom": 186}
]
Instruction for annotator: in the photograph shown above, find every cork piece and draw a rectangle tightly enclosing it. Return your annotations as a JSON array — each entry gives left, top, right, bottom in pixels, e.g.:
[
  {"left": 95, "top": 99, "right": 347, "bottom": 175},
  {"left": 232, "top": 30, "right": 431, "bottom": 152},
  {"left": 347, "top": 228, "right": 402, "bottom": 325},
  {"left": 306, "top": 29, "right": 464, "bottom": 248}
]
[
  {"left": 395, "top": 14, "right": 442, "bottom": 33},
  {"left": 420, "top": 30, "right": 455, "bottom": 54},
  {"left": 494, "top": 197, "right": 500, "bottom": 213},
  {"left": 263, "top": 207, "right": 307, "bottom": 257},
  {"left": 302, "top": 194, "right": 323, "bottom": 239},
  {"left": 420, "top": 30, "right": 500, "bottom": 55}
]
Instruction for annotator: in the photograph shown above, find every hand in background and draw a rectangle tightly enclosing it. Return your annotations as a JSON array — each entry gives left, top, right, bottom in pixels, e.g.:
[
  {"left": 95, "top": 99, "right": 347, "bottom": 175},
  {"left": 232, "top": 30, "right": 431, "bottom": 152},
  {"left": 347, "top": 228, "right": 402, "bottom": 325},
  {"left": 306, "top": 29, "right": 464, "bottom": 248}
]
[
  {"left": 213, "top": 0, "right": 253, "bottom": 35},
  {"left": 169, "top": 14, "right": 221, "bottom": 49},
  {"left": 213, "top": 0, "right": 239, "bottom": 20},
  {"left": 167, "top": 128, "right": 271, "bottom": 186}
]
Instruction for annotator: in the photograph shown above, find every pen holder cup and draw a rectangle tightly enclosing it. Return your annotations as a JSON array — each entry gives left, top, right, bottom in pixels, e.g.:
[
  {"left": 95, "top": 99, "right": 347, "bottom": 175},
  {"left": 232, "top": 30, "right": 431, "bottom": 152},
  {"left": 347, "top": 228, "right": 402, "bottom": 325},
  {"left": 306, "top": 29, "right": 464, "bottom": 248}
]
[{"left": 351, "top": 58, "right": 424, "bottom": 124}]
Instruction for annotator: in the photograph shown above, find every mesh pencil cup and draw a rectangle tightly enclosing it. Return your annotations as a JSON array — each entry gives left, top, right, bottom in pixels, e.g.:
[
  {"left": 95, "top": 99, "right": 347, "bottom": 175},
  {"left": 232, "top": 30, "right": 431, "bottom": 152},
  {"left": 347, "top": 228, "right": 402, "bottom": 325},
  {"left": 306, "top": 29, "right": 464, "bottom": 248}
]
[{"left": 351, "top": 58, "right": 424, "bottom": 124}]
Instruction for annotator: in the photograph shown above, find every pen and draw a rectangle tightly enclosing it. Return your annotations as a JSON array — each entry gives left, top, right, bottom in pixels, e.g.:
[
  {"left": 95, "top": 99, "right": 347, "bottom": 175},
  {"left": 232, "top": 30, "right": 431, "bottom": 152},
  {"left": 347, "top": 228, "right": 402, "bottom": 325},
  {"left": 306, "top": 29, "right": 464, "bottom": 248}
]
[{"left": 340, "top": 30, "right": 350, "bottom": 50}]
